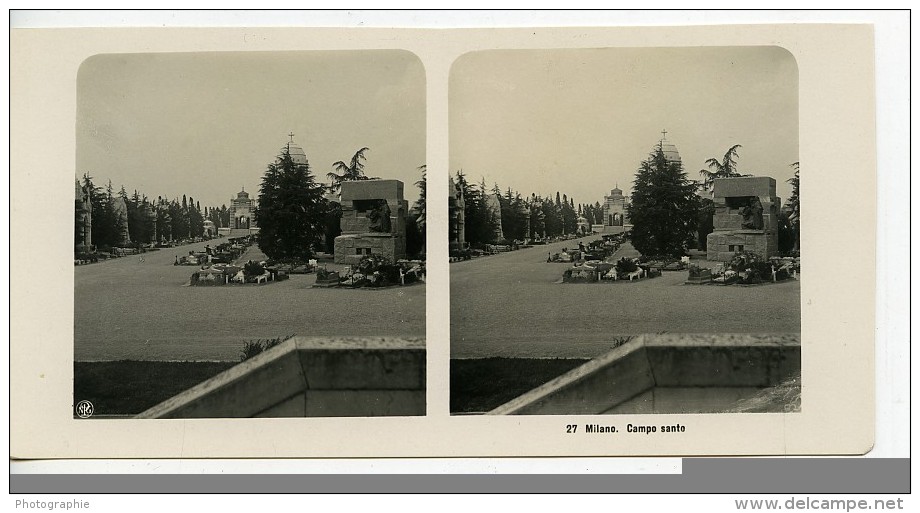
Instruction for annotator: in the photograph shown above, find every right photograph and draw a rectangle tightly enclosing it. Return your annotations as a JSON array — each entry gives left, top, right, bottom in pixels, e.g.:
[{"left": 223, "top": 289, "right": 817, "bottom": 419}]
[{"left": 449, "top": 46, "right": 801, "bottom": 416}]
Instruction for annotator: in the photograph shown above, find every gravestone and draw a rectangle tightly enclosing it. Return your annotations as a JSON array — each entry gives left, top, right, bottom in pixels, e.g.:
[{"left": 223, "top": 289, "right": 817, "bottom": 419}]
[
  {"left": 333, "top": 180, "right": 408, "bottom": 264},
  {"left": 706, "top": 177, "right": 780, "bottom": 261}
]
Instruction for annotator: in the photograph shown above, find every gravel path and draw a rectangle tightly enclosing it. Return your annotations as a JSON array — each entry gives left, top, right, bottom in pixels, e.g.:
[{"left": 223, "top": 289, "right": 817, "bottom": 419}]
[
  {"left": 450, "top": 236, "right": 800, "bottom": 359},
  {"left": 74, "top": 239, "right": 425, "bottom": 361}
]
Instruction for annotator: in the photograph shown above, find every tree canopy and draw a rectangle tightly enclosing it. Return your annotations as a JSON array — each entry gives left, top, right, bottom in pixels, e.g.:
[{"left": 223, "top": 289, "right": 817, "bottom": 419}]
[
  {"left": 77, "top": 174, "right": 207, "bottom": 249},
  {"left": 327, "top": 147, "right": 376, "bottom": 193},
  {"left": 628, "top": 147, "right": 702, "bottom": 257},
  {"left": 699, "top": 144, "right": 749, "bottom": 191},
  {"left": 451, "top": 171, "right": 581, "bottom": 245},
  {"left": 255, "top": 148, "right": 328, "bottom": 261}
]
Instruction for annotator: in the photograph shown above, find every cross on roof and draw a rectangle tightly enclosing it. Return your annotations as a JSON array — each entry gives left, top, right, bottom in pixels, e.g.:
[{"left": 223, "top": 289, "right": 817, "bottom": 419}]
[
  {"left": 288, "top": 132, "right": 295, "bottom": 142},
  {"left": 661, "top": 129, "right": 668, "bottom": 140}
]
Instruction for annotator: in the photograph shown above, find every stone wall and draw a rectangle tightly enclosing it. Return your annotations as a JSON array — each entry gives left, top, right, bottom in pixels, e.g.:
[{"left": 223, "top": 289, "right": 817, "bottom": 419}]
[
  {"left": 136, "top": 336, "right": 426, "bottom": 418},
  {"left": 707, "top": 230, "right": 777, "bottom": 262},
  {"left": 333, "top": 233, "right": 405, "bottom": 265},
  {"left": 488, "top": 333, "right": 800, "bottom": 415}
]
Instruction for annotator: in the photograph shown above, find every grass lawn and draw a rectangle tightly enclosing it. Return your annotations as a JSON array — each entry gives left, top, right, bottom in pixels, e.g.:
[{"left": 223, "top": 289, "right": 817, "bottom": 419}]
[
  {"left": 74, "top": 237, "right": 425, "bottom": 362},
  {"left": 450, "top": 357, "right": 588, "bottom": 414},
  {"left": 74, "top": 360, "right": 237, "bottom": 416},
  {"left": 451, "top": 237, "right": 800, "bottom": 359}
]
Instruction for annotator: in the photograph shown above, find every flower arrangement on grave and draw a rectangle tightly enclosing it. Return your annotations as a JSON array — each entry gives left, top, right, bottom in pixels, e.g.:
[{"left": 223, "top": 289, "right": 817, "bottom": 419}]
[
  {"left": 399, "top": 260, "right": 426, "bottom": 284},
  {"left": 243, "top": 261, "right": 266, "bottom": 279},
  {"left": 615, "top": 257, "right": 638, "bottom": 276},
  {"left": 716, "top": 251, "right": 795, "bottom": 285}
]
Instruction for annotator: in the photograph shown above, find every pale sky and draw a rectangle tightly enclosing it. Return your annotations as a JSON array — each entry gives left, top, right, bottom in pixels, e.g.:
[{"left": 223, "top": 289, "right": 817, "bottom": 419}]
[
  {"left": 77, "top": 51, "right": 426, "bottom": 207},
  {"left": 450, "top": 46, "right": 799, "bottom": 205}
]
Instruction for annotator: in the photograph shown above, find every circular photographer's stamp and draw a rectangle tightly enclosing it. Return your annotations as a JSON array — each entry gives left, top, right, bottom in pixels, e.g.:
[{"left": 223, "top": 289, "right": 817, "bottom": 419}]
[{"left": 75, "top": 400, "right": 94, "bottom": 419}]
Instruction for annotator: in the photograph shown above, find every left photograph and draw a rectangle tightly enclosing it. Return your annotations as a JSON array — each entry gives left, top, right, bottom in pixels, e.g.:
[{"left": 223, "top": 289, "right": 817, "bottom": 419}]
[{"left": 73, "top": 51, "right": 427, "bottom": 418}]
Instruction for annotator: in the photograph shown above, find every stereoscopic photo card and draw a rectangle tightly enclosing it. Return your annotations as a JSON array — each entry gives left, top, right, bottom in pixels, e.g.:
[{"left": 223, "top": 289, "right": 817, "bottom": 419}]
[{"left": 11, "top": 23, "right": 875, "bottom": 458}]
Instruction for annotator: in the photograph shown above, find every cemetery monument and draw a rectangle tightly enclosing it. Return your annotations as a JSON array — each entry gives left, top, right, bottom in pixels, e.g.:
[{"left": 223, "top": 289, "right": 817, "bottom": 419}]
[
  {"left": 706, "top": 176, "right": 781, "bottom": 261},
  {"left": 333, "top": 179, "right": 408, "bottom": 264}
]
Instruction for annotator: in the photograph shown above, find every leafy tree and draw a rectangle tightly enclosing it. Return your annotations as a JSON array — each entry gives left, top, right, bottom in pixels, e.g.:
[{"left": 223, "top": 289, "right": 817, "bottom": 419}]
[
  {"left": 327, "top": 147, "right": 376, "bottom": 192},
  {"left": 699, "top": 144, "right": 748, "bottom": 191},
  {"left": 255, "top": 147, "right": 328, "bottom": 261},
  {"left": 628, "top": 147, "right": 702, "bottom": 257}
]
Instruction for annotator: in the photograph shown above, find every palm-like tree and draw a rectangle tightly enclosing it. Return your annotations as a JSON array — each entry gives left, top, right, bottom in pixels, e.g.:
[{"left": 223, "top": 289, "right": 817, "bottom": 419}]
[
  {"left": 327, "top": 147, "right": 376, "bottom": 192},
  {"left": 699, "top": 144, "right": 747, "bottom": 191}
]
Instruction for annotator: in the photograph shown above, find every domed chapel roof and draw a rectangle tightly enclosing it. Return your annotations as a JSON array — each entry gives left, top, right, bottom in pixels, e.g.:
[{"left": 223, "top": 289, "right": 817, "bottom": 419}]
[
  {"left": 650, "top": 129, "right": 681, "bottom": 164},
  {"left": 281, "top": 133, "right": 308, "bottom": 165},
  {"left": 659, "top": 140, "right": 681, "bottom": 163}
]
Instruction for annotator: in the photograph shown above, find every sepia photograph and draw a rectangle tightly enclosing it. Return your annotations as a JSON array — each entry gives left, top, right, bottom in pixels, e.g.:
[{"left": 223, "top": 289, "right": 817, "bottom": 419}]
[
  {"left": 73, "top": 50, "right": 427, "bottom": 418},
  {"left": 449, "top": 46, "right": 801, "bottom": 415},
  {"left": 11, "top": 21, "right": 880, "bottom": 459}
]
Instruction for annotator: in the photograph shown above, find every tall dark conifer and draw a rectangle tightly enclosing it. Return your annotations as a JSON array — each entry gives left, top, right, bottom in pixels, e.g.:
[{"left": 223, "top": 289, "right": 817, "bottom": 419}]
[
  {"left": 627, "top": 147, "right": 701, "bottom": 257},
  {"left": 787, "top": 162, "right": 800, "bottom": 251},
  {"left": 255, "top": 148, "right": 327, "bottom": 261}
]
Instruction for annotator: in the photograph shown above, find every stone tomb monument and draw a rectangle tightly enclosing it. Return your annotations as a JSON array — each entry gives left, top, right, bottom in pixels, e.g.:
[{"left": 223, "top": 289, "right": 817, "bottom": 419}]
[
  {"left": 334, "top": 179, "right": 408, "bottom": 265},
  {"left": 706, "top": 177, "right": 780, "bottom": 261},
  {"left": 113, "top": 196, "right": 131, "bottom": 246},
  {"left": 485, "top": 193, "right": 504, "bottom": 242}
]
